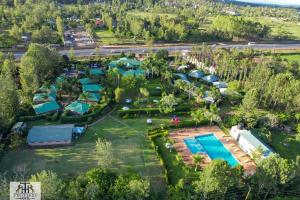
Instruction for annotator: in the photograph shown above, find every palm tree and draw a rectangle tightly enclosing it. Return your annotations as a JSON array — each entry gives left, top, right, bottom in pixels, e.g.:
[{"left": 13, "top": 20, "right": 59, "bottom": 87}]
[
  {"left": 80, "top": 92, "right": 90, "bottom": 103},
  {"left": 193, "top": 154, "right": 203, "bottom": 171},
  {"left": 191, "top": 108, "right": 205, "bottom": 125}
]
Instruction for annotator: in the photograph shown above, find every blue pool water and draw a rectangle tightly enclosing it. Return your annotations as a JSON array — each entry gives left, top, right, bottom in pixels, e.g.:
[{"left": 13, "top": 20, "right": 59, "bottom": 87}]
[
  {"left": 184, "top": 134, "right": 239, "bottom": 167},
  {"left": 184, "top": 138, "right": 206, "bottom": 154}
]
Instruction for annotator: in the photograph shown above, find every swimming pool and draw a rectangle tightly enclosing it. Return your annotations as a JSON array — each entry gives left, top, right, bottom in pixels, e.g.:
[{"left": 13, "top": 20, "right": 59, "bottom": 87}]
[{"left": 184, "top": 134, "right": 239, "bottom": 167}]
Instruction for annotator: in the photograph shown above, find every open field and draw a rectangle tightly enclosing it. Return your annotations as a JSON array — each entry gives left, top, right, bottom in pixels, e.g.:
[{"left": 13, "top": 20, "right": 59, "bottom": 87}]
[
  {"left": 260, "top": 18, "right": 300, "bottom": 40},
  {"left": 202, "top": 16, "right": 300, "bottom": 41},
  {"left": 95, "top": 29, "right": 145, "bottom": 45},
  {"left": 280, "top": 53, "right": 300, "bottom": 64},
  {"left": 0, "top": 112, "right": 171, "bottom": 193},
  {"left": 127, "top": 11, "right": 177, "bottom": 19}
]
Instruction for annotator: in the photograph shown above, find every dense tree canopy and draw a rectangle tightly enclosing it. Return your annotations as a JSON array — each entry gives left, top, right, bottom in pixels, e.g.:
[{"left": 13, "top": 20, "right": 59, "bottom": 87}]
[{"left": 19, "top": 43, "right": 62, "bottom": 101}]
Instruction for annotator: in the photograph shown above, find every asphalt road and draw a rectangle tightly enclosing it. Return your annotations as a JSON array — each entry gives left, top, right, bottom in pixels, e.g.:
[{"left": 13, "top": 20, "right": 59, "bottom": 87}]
[{"left": 13, "top": 43, "right": 300, "bottom": 59}]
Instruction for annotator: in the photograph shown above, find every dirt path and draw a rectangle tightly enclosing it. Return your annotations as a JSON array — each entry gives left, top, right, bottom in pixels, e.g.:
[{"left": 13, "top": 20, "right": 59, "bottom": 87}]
[{"left": 88, "top": 107, "right": 116, "bottom": 127}]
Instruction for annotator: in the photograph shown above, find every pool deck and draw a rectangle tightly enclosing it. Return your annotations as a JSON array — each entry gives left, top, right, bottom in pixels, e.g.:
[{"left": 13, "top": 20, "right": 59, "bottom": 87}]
[{"left": 169, "top": 126, "right": 256, "bottom": 175}]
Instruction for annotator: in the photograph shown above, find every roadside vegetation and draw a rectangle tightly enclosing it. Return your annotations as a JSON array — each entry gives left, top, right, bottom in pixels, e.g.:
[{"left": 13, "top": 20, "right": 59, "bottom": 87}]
[{"left": 0, "top": 0, "right": 300, "bottom": 48}]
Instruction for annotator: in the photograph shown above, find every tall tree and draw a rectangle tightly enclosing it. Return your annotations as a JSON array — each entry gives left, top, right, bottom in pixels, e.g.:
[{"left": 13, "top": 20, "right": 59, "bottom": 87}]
[
  {"left": 193, "top": 160, "right": 242, "bottom": 200},
  {"left": 56, "top": 16, "right": 64, "bottom": 41},
  {"left": 250, "top": 155, "right": 298, "bottom": 199},
  {"left": 95, "top": 138, "right": 113, "bottom": 169},
  {"left": 0, "top": 68, "right": 19, "bottom": 135},
  {"left": 30, "top": 170, "right": 64, "bottom": 200},
  {"left": 19, "top": 44, "right": 61, "bottom": 101}
]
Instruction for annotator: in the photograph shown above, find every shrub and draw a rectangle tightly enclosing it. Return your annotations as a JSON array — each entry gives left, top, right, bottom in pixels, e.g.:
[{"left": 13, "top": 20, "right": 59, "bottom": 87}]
[
  {"left": 148, "top": 90, "right": 161, "bottom": 97},
  {"left": 18, "top": 115, "right": 46, "bottom": 122},
  {"left": 51, "top": 112, "right": 60, "bottom": 121},
  {"left": 9, "top": 134, "right": 25, "bottom": 150},
  {"left": 0, "top": 143, "right": 5, "bottom": 157},
  {"left": 119, "top": 106, "right": 191, "bottom": 118},
  {"left": 223, "top": 115, "right": 240, "bottom": 128}
]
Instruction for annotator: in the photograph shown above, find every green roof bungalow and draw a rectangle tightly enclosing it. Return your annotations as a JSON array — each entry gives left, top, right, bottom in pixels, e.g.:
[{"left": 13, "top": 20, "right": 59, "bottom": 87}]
[
  {"left": 135, "top": 69, "right": 145, "bottom": 76},
  {"left": 38, "top": 84, "right": 57, "bottom": 93},
  {"left": 33, "top": 101, "right": 60, "bottom": 115},
  {"left": 119, "top": 57, "right": 142, "bottom": 68},
  {"left": 89, "top": 68, "right": 105, "bottom": 76},
  {"left": 78, "top": 92, "right": 101, "bottom": 102},
  {"left": 79, "top": 78, "right": 93, "bottom": 85},
  {"left": 65, "top": 101, "right": 90, "bottom": 115},
  {"left": 82, "top": 84, "right": 104, "bottom": 93},
  {"left": 108, "top": 57, "right": 142, "bottom": 69},
  {"left": 108, "top": 60, "right": 119, "bottom": 68},
  {"left": 33, "top": 92, "right": 56, "bottom": 104},
  {"left": 122, "top": 70, "right": 136, "bottom": 77},
  {"left": 122, "top": 69, "right": 145, "bottom": 77}
]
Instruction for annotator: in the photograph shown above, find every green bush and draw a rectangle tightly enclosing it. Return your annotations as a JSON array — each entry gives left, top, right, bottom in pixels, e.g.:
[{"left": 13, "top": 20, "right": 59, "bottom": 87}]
[
  {"left": 149, "top": 90, "right": 161, "bottom": 97},
  {"left": 150, "top": 135, "right": 169, "bottom": 184},
  {"left": 119, "top": 106, "right": 191, "bottom": 118},
  {"left": 0, "top": 143, "right": 5, "bottom": 158},
  {"left": 223, "top": 115, "right": 240, "bottom": 128},
  {"left": 9, "top": 134, "right": 26, "bottom": 150},
  {"left": 18, "top": 115, "right": 46, "bottom": 122}
]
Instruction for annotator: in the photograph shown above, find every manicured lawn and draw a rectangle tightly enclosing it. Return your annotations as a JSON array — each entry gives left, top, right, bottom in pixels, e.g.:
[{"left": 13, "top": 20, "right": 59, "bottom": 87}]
[{"left": 95, "top": 29, "right": 145, "bottom": 45}]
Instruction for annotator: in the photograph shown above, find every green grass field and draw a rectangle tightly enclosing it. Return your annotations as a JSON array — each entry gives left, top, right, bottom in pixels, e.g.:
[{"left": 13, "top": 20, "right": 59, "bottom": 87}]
[
  {"left": 280, "top": 54, "right": 300, "bottom": 64},
  {"left": 203, "top": 16, "right": 300, "bottom": 41},
  {"left": 0, "top": 112, "right": 172, "bottom": 193},
  {"left": 127, "top": 11, "right": 177, "bottom": 19},
  {"left": 260, "top": 17, "right": 300, "bottom": 40},
  {"left": 95, "top": 29, "right": 145, "bottom": 45}
]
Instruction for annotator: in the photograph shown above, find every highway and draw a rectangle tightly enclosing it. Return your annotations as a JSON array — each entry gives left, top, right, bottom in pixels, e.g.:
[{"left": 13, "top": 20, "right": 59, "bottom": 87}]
[{"left": 13, "top": 43, "right": 300, "bottom": 59}]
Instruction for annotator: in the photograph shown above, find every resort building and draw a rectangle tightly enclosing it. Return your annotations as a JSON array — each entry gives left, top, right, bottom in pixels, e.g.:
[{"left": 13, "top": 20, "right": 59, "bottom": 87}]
[
  {"left": 82, "top": 84, "right": 104, "bottom": 93},
  {"left": 212, "top": 81, "right": 228, "bottom": 89},
  {"left": 202, "top": 75, "right": 219, "bottom": 83},
  {"left": 27, "top": 124, "right": 74, "bottom": 147},
  {"left": 33, "top": 101, "right": 60, "bottom": 115},
  {"left": 33, "top": 93, "right": 56, "bottom": 104},
  {"left": 230, "top": 125, "right": 273, "bottom": 158},
  {"left": 173, "top": 73, "right": 191, "bottom": 83},
  {"left": 188, "top": 70, "right": 204, "bottom": 79},
  {"left": 79, "top": 77, "right": 94, "bottom": 85},
  {"left": 89, "top": 68, "right": 105, "bottom": 76},
  {"left": 78, "top": 92, "right": 101, "bottom": 103},
  {"left": 108, "top": 57, "right": 142, "bottom": 69},
  {"left": 65, "top": 101, "right": 91, "bottom": 115}
]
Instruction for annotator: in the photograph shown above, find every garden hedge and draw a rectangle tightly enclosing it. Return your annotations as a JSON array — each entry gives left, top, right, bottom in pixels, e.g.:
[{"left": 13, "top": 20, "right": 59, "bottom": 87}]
[
  {"left": 148, "top": 119, "right": 210, "bottom": 137},
  {"left": 18, "top": 114, "right": 47, "bottom": 122},
  {"left": 119, "top": 105, "right": 191, "bottom": 118}
]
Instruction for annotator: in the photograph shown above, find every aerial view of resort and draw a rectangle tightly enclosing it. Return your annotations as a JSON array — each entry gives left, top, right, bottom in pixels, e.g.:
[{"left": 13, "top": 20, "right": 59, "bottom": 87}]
[{"left": 0, "top": 0, "right": 300, "bottom": 199}]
